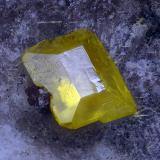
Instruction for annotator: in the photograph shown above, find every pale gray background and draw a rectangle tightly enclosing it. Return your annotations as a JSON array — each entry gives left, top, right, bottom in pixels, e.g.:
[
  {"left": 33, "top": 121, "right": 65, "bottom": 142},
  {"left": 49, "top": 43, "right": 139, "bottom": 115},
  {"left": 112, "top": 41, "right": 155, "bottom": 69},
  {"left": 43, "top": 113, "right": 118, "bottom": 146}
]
[{"left": 0, "top": 0, "right": 160, "bottom": 160}]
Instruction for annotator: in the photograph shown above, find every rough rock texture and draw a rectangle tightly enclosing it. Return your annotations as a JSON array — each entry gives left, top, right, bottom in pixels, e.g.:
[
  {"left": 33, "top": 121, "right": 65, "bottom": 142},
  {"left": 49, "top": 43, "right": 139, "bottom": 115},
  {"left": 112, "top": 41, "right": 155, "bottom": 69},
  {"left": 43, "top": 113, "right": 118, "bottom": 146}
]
[{"left": 0, "top": 0, "right": 159, "bottom": 160}]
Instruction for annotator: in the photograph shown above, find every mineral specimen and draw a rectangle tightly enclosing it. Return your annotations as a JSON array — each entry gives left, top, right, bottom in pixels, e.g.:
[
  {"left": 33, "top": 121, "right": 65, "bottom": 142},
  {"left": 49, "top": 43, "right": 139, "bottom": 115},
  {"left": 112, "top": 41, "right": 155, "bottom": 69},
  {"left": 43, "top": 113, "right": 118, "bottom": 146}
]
[{"left": 22, "top": 29, "right": 137, "bottom": 129}]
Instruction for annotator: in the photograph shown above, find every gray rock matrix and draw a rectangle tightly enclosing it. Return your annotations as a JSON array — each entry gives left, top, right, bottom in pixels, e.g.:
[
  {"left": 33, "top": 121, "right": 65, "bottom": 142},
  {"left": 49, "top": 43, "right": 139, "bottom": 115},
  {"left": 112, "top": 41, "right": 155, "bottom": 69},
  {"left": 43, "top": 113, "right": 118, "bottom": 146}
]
[{"left": 0, "top": 0, "right": 159, "bottom": 160}]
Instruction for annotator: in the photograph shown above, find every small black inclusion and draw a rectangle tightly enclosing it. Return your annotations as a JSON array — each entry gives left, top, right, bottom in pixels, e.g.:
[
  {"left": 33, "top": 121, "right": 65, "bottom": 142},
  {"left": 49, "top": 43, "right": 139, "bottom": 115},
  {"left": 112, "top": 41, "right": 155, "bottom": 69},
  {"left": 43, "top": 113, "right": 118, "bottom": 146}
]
[{"left": 25, "top": 85, "right": 50, "bottom": 114}]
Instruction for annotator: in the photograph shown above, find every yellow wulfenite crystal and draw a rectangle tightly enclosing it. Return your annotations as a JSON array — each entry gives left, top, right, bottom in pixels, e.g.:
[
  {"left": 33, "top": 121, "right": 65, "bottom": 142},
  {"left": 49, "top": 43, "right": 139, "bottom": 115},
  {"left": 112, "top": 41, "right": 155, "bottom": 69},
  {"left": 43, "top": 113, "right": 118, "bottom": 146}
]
[{"left": 22, "top": 29, "right": 137, "bottom": 129}]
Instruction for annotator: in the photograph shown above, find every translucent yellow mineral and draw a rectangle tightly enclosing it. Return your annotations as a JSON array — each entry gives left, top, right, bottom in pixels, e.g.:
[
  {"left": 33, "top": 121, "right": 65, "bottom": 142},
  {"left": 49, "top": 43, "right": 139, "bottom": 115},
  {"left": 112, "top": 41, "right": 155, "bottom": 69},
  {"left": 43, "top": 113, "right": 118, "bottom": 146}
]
[{"left": 22, "top": 29, "right": 137, "bottom": 129}]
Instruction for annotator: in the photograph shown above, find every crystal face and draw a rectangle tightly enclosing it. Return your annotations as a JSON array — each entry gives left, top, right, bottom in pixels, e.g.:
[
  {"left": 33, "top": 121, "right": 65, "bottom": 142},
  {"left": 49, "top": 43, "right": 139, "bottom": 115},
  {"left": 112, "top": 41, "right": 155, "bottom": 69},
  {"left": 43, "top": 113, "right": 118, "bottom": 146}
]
[{"left": 22, "top": 29, "right": 137, "bottom": 129}]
